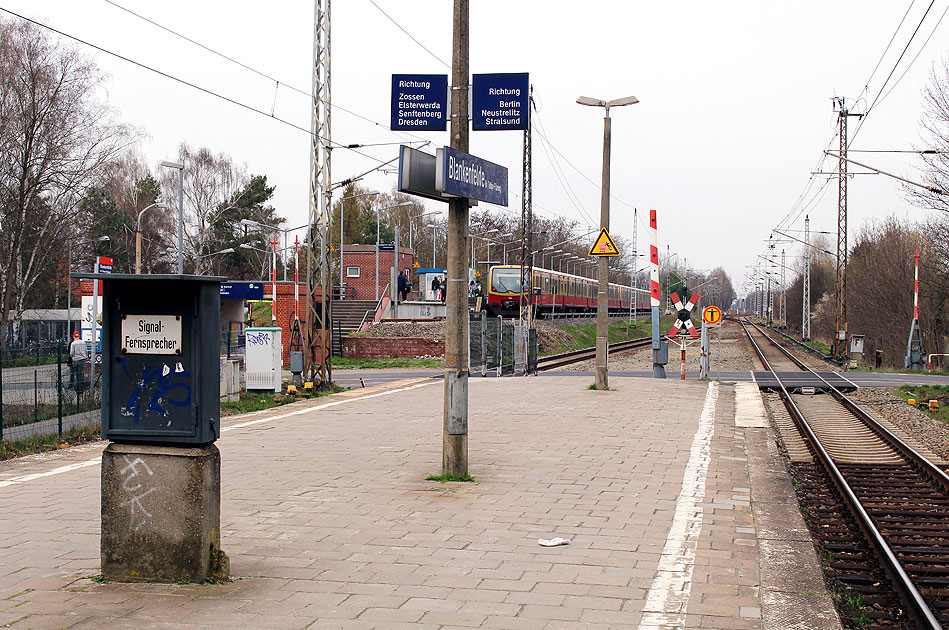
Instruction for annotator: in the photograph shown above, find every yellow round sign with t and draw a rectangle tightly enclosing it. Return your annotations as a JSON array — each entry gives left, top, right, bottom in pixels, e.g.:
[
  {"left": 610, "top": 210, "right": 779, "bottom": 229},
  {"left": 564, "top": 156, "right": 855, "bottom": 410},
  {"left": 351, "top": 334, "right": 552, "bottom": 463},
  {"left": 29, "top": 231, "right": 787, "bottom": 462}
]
[{"left": 702, "top": 306, "right": 722, "bottom": 325}]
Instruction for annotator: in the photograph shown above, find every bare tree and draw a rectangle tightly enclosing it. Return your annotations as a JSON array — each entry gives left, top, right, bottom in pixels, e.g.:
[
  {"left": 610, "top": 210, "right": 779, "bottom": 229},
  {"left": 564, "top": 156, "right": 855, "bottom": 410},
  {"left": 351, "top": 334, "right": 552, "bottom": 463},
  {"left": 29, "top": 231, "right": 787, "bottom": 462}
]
[
  {"left": 160, "top": 143, "right": 247, "bottom": 274},
  {"left": 906, "top": 57, "right": 949, "bottom": 213},
  {"left": 0, "top": 18, "right": 134, "bottom": 346}
]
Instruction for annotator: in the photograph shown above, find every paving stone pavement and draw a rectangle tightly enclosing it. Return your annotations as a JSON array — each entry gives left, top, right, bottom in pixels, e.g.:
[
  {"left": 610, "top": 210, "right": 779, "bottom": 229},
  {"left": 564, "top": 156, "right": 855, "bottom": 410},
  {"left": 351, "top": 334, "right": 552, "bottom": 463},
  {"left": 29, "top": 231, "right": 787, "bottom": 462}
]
[{"left": 0, "top": 375, "right": 837, "bottom": 629}]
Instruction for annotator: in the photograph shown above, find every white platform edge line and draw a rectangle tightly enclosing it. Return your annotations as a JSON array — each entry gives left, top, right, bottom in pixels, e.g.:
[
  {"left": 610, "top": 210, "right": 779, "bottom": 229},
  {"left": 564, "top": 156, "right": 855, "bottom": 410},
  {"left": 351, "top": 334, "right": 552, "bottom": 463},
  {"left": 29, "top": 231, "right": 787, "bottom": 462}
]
[
  {"left": 638, "top": 381, "right": 719, "bottom": 628},
  {"left": 0, "top": 380, "right": 438, "bottom": 491}
]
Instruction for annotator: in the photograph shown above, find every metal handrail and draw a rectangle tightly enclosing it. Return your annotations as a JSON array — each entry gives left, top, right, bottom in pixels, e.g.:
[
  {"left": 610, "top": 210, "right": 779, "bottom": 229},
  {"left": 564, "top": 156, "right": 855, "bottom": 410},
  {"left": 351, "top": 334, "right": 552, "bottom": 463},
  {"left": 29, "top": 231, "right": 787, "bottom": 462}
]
[{"left": 359, "top": 283, "right": 390, "bottom": 332}]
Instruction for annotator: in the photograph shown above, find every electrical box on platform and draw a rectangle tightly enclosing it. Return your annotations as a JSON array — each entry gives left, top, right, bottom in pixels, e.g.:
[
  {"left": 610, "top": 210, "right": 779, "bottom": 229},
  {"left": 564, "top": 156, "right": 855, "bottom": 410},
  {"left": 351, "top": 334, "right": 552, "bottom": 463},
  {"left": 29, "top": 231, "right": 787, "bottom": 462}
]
[
  {"left": 245, "top": 327, "right": 282, "bottom": 392},
  {"left": 93, "top": 274, "right": 223, "bottom": 445}
]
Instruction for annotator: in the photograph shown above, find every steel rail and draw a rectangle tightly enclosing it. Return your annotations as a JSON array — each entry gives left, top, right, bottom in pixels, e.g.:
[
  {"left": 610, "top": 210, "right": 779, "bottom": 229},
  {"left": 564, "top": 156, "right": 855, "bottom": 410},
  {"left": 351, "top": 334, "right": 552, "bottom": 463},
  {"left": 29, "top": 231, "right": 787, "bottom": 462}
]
[
  {"left": 739, "top": 319, "right": 943, "bottom": 629},
  {"left": 747, "top": 321, "right": 949, "bottom": 492},
  {"left": 536, "top": 337, "right": 652, "bottom": 371}
]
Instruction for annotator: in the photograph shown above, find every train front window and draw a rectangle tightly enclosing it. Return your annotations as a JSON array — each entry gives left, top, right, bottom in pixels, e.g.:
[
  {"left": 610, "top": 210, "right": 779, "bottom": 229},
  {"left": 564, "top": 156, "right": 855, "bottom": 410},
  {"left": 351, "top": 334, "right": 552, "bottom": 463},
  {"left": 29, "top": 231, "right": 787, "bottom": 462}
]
[{"left": 491, "top": 269, "right": 523, "bottom": 294}]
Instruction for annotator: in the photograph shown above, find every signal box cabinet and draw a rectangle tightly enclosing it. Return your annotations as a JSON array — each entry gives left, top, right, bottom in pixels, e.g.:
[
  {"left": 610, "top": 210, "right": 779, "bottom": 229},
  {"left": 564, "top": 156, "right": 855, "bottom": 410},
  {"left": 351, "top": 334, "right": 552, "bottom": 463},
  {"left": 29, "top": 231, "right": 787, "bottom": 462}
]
[
  {"left": 96, "top": 274, "right": 223, "bottom": 445},
  {"left": 245, "top": 327, "right": 282, "bottom": 392}
]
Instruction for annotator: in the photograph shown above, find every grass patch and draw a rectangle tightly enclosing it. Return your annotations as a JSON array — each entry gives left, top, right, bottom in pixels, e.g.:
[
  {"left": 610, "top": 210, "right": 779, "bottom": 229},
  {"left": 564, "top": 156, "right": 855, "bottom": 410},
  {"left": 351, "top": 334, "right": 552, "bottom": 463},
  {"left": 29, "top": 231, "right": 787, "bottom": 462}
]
[
  {"left": 90, "top": 575, "right": 106, "bottom": 584},
  {"left": 587, "top": 383, "right": 615, "bottom": 391},
  {"left": 545, "top": 317, "right": 673, "bottom": 356},
  {"left": 803, "top": 339, "right": 832, "bottom": 355},
  {"left": 894, "top": 385, "right": 949, "bottom": 424},
  {"left": 2, "top": 355, "right": 60, "bottom": 369},
  {"left": 332, "top": 357, "right": 444, "bottom": 369},
  {"left": 220, "top": 386, "right": 347, "bottom": 417},
  {"left": 426, "top": 473, "right": 474, "bottom": 483},
  {"left": 0, "top": 423, "right": 102, "bottom": 461}
]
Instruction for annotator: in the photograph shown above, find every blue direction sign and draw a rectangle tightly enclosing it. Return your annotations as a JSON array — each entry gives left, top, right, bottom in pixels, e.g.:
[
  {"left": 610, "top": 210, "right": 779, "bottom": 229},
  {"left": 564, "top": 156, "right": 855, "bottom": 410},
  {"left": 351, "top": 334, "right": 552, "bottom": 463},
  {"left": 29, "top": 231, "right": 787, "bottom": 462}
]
[
  {"left": 391, "top": 74, "right": 448, "bottom": 131},
  {"left": 472, "top": 73, "right": 529, "bottom": 131},
  {"left": 435, "top": 147, "right": 508, "bottom": 206}
]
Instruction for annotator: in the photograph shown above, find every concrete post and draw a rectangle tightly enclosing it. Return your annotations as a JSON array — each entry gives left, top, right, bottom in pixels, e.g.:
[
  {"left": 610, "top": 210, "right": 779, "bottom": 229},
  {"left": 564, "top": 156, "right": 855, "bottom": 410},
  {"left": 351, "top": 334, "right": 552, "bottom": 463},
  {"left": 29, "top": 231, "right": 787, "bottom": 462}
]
[
  {"left": 101, "top": 443, "right": 228, "bottom": 583},
  {"left": 594, "top": 110, "right": 611, "bottom": 389},
  {"left": 443, "top": 0, "right": 469, "bottom": 477}
]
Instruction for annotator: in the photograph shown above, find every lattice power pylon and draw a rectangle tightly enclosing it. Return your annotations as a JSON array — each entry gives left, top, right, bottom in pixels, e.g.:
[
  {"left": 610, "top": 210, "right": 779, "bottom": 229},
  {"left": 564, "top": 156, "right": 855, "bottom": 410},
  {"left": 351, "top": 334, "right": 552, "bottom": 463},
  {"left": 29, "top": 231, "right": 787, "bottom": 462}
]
[
  {"left": 832, "top": 97, "right": 862, "bottom": 355},
  {"left": 519, "top": 87, "right": 533, "bottom": 325},
  {"left": 306, "top": 0, "right": 333, "bottom": 386},
  {"left": 802, "top": 215, "right": 810, "bottom": 340}
]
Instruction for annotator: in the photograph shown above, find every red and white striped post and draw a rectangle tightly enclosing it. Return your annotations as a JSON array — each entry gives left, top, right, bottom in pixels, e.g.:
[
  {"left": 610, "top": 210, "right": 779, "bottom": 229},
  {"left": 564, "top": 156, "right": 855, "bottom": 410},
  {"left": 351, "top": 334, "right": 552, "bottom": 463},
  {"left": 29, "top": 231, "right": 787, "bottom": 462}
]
[
  {"left": 294, "top": 236, "right": 300, "bottom": 320},
  {"left": 649, "top": 210, "right": 660, "bottom": 309},
  {"left": 271, "top": 233, "right": 278, "bottom": 323},
  {"left": 650, "top": 209, "right": 666, "bottom": 378},
  {"left": 914, "top": 248, "right": 919, "bottom": 321}
]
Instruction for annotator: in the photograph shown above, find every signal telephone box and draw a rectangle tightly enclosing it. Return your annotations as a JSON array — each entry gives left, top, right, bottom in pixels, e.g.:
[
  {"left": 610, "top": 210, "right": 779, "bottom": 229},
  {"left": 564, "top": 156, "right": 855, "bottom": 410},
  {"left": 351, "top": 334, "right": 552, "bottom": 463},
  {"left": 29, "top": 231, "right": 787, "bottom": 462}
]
[{"left": 94, "top": 274, "right": 224, "bottom": 445}]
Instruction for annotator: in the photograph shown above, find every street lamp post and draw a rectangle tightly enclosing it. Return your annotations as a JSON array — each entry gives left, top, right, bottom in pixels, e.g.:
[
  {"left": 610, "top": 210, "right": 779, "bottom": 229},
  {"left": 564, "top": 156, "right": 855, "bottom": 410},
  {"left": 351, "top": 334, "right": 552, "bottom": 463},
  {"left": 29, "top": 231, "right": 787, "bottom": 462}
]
[
  {"left": 410, "top": 210, "right": 439, "bottom": 255},
  {"left": 135, "top": 202, "right": 171, "bottom": 274},
  {"left": 197, "top": 247, "right": 235, "bottom": 260},
  {"left": 376, "top": 202, "right": 412, "bottom": 300},
  {"left": 577, "top": 94, "right": 639, "bottom": 389},
  {"left": 160, "top": 160, "right": 185, "bottom": 274}
]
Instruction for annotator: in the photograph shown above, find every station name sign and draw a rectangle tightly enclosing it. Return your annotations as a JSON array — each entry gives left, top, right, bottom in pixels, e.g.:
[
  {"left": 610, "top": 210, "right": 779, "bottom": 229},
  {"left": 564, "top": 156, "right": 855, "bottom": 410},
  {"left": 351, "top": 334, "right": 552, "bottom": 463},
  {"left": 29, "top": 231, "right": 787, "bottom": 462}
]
[
  {"left": 391, "top": 74, "right": 448, "bottom": 131},
  {"left": 121, "top": 315, "right": 182, "bottom": 355},
  {"left": 472, "top": 73, "right": 528, "bottom": 131},
  {"left": 435, "top": 146, "right": 508, "bottom": 206}
]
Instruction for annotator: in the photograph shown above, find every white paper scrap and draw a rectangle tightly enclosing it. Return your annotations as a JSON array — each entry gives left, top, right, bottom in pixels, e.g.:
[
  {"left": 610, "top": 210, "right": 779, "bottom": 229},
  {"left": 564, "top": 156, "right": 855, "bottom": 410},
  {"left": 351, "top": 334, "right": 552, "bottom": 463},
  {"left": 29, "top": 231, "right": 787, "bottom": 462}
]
[{"left": 538, "top": 537, "right": 571, "bottom": 547}]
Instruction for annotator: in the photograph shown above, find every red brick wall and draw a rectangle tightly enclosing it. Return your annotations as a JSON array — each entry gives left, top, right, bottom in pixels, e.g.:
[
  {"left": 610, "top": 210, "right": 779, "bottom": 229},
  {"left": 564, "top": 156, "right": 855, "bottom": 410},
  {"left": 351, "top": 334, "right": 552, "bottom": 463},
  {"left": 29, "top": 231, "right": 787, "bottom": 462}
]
[
  {"left": 342, "top": 337, "right": 444, "bottom": 359},
  {"left": 340, "top": 248, "right": 416, "bottom": 300}
]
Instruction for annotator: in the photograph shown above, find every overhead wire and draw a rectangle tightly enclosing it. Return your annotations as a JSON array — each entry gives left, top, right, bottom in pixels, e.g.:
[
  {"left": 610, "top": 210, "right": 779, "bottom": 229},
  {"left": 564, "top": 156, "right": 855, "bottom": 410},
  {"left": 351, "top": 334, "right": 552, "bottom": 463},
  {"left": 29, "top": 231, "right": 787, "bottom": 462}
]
[
  {"left": 100, "top": 0, "right": 434, "bottom": 148},
  {"left": 0, "top": 6, "right": 399, "bottom": 169},
  {"left": 873, "top": 1, "right": 949, "bottom": 109},
  {"left": 850, "top": 0, "right": 939, "bottom": 146},
  {"left": 366, "top": 0, "right": 451, "bottom": 70},
  {"left": 531, "top": 115, "right": 597, "bottom": 229}
]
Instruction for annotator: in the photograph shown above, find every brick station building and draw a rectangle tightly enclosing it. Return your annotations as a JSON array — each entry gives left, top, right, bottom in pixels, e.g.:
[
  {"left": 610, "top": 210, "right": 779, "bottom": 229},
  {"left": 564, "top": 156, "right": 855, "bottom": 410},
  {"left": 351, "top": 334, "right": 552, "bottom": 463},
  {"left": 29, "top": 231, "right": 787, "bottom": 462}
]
[{"left": 338, "top": 245, "right": 416, "bottom": 301}]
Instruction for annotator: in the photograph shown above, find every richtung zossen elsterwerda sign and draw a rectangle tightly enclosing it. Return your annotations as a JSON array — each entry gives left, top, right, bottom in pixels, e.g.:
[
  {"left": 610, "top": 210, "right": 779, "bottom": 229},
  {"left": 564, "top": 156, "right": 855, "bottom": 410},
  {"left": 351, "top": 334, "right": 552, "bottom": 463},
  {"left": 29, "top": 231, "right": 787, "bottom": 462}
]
[{"left": 121, "top": 315, "right": 183, "bottom": 355}]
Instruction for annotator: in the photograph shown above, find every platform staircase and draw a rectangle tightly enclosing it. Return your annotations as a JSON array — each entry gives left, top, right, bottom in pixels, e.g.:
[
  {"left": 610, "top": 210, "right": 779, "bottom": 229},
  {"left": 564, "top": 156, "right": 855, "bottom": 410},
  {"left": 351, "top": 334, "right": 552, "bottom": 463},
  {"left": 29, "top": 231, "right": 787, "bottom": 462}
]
[{"left": 331, "top": 300, "right": 377, "bottom": 354}]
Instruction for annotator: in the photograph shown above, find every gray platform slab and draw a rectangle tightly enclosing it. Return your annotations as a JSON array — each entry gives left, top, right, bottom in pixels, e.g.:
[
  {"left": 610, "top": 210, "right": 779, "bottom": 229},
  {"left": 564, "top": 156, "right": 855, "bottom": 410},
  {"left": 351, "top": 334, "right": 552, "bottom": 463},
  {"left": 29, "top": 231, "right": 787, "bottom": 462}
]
[{"left": 0, "top": 376, "right": 839, "bottom": 629}]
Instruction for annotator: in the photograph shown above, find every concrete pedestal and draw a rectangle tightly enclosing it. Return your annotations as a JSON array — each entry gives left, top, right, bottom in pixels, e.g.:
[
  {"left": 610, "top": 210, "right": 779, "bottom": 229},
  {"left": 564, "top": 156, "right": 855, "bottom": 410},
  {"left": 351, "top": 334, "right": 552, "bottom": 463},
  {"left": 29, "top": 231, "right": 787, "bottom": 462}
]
[{"left": 101, "top": 442, "right": 229, "bottom": 583}]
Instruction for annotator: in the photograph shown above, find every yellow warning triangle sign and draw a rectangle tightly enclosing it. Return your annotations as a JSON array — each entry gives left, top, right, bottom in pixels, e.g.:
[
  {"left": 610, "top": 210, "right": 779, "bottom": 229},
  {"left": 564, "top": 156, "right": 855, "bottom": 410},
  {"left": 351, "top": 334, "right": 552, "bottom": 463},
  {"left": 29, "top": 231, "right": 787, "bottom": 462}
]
[{"left": 588, "top": 228, "right": 621, "bottom": 257}]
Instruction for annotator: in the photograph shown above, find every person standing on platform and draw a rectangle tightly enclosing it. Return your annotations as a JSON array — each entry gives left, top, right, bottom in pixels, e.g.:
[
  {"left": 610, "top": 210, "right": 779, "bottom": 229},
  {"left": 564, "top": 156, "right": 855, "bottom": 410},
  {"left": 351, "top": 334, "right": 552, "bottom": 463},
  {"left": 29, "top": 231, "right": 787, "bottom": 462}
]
[
  {"left": 397, "top": 271, "right": 409, "bottom": 302},
  {"left": 68, "top": 331, "right": 89, "bottom": 392},
  {"left": 439, "top": 277, "right": 447, "bottom": 302},
  {"left": 432, "top": 275, "right": 441, "bottom": 301}
]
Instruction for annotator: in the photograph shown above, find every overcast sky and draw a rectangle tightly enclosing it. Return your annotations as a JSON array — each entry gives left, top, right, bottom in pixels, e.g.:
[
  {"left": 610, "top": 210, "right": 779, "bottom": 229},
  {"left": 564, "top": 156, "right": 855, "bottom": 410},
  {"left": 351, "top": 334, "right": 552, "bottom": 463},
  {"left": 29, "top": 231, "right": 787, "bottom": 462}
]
[{"left": 5, "top": 1, "right": 948, "bottom": 291}]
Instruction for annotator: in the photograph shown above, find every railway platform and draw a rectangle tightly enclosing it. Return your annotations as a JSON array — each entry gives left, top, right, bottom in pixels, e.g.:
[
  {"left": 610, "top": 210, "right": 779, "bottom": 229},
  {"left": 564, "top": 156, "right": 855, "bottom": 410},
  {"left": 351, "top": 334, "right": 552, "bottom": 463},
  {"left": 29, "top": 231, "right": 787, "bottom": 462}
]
[{"left": 0, "top": 375, "right": 840, "bottom": 629}]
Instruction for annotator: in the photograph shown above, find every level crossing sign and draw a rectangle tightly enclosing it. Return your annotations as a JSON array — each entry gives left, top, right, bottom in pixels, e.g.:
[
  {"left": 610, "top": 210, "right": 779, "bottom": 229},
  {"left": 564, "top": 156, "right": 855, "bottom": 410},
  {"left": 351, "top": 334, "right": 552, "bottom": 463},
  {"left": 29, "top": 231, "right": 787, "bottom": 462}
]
[
  {"left": 668, "top": 292, "right": 700, "bottom": 339},
  {"left": 702, "top": 305, "right": 722, "bottom": 325},
  {"left": 588, "top": 228, "right": 620, "bottom": 256}
]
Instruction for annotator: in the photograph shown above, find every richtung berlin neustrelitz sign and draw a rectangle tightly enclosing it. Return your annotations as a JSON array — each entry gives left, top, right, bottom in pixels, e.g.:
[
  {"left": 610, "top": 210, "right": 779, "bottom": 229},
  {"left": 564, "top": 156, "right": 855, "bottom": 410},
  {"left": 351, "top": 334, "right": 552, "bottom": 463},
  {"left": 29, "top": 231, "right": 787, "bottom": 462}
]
[
  {"left": 472, "top": 72, "right": 529, "bottom": 131},
  {"left": 435, "top": 147, "right": 508, "bottom": 206},
  {"left": 121, "top": 314, "right": 182, "bottom": 355},
  {"left": 390, "top": 74, "right": 448, "bottom": 131}
]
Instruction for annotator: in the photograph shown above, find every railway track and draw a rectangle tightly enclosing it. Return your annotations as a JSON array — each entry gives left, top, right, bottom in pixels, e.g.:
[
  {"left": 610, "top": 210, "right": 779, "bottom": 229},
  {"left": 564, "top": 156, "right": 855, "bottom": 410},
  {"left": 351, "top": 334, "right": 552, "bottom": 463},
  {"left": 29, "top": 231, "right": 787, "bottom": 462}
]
[
  {"left": 739, "top": 319, "right": 949, "bottom": 628},
  {"left": 536, "top": 336, "right": 652, "bottom": 371}
]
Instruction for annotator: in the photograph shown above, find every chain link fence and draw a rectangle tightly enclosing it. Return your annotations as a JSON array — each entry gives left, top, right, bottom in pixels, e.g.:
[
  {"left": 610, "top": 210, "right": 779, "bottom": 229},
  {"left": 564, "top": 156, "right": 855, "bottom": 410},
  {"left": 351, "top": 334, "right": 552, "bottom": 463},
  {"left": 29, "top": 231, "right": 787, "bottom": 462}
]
[
  {"left": 0, "top": 345, "right": 101, "bottom": 443},
  {"left": 468, "top": 314, "right": 537, "bottom": 377}
]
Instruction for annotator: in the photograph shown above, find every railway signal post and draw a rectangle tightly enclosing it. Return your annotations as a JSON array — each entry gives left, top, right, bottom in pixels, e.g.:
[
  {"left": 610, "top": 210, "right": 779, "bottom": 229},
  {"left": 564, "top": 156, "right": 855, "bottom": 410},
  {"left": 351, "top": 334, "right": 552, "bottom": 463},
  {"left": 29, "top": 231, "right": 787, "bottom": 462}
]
[{"left": 649, "top": 209, "right": 668, "bottom": 378}]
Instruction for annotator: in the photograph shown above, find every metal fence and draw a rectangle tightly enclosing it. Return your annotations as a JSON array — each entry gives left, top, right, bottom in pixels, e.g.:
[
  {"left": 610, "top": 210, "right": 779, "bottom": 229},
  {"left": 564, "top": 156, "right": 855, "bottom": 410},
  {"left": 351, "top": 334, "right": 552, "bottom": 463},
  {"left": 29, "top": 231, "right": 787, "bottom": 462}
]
[
  {"left": 0, "top": 345, "right": 101, "bottom": 443},
  {"left": 468, "top": 313, "right": 537, "bottom": 377}
]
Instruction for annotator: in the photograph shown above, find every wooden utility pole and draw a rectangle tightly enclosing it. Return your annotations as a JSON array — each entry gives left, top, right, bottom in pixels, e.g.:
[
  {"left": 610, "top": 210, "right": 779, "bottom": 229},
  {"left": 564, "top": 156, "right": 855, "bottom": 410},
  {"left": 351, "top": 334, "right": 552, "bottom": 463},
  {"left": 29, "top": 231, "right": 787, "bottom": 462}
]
[{"left": 443, "top": 0, "right": 469, "bottom": 477}]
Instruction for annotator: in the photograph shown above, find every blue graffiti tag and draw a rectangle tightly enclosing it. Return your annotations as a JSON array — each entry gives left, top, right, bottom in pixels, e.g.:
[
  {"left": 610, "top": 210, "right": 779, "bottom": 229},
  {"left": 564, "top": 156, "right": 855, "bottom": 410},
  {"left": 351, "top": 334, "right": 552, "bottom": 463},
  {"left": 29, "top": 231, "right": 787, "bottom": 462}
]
[{"left": 122, "top": 360, "right": 192, "bottom": 423}]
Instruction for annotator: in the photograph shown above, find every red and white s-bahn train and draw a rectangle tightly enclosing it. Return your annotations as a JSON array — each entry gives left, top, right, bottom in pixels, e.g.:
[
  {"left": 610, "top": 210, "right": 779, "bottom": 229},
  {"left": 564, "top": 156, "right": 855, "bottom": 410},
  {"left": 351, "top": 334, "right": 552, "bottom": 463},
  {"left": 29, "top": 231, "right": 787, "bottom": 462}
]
[{"left": 485, "top": 265, "right": 651, "bottom": 317}]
